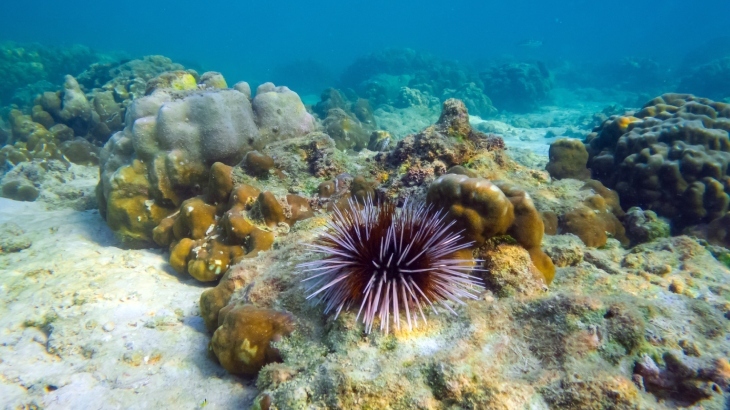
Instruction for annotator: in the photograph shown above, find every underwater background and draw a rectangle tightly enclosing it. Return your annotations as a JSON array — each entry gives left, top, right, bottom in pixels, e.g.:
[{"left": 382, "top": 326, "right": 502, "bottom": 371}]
[
  {"left": 2, "top": 0, "right": 730, "bottom": 409},
  {"left": 3, "top": 0, "right": 730, "bottom": 96}
]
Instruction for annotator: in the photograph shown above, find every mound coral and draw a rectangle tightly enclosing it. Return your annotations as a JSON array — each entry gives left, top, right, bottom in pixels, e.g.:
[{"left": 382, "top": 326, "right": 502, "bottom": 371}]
[
  {"left": 314, "top": 88, "right": 376, "bottom": 151},
  {"left": 300, "top": 198, "right": 483, "bottom": 333},
  {"left": 426, "top": 173, "right": 555, "bottom": 284},
  {"left": 545, "top": 137, "right": 591, "bottom": 180},
  {"left": 97, "top": 79, "right": 315, "bottom": 245},
  {"left": 585, "top": 93, "right": 730, "bottom": 229},
  {"left": 210, "top": 303, "right": 295, "bottom": 375}
]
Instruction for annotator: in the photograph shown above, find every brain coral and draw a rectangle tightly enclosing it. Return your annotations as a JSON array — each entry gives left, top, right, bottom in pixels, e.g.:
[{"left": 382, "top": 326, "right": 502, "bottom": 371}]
[
  {"left": 585, "top": 93, "right": 730, "bottom": 227},
  {"left": 97, "top": 81, "right": 315, "bottom": 245}
]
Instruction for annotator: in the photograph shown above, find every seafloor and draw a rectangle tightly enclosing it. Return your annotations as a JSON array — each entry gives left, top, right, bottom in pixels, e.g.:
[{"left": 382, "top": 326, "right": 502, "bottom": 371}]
[{"left": 1, "top": 49, "right": 730, "bottom": 410}]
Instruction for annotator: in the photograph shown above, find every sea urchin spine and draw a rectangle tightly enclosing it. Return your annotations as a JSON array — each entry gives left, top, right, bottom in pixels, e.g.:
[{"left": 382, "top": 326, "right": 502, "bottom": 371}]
[{"left": 299, "top": 198, "right": 483, "bottom": 333}]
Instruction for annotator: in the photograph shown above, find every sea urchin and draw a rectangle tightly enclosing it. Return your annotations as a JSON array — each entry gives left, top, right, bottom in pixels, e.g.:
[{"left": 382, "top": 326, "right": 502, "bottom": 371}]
[{"left": 300, "top": 198, "right": 484, "bottom": 333}]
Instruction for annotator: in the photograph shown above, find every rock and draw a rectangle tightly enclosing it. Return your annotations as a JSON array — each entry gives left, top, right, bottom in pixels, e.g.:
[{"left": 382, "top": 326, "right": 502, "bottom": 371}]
[{"left": 0, "top": 222, "right": 32, "bottom": 252}]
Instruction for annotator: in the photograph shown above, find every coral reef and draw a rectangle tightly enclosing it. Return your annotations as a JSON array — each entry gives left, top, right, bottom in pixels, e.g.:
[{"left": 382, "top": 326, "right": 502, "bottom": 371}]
[
  {"left": 378, "top": 99, "right": 504, "bottom": 200},
  {"left": 0, "top": 58, "right": 196, "bottom": 208},
  {"left": 480, "top": 62, "right": 552, "bottom": 112},
  {"left": 585, "top": 93, "right": 730, "bottom": 230},
  {"left": 442, "top": 82, "right": 496, "bottom": 118},
  {"left": 97, "top": 79, "right": 315, "bottom": 245},
  {"left": 339, "top": 48, "right": 497, "bottom": 118},
  {"left": 678, "top": 57, "right": 730, "bottom": 101},
  {"left": 0, "top": 41, "right": 101, "bottom": 106},
  {"left": 340, "top": 48, "right": 475, "bottom": 103},
  {"left": 152, "top": 162, "right": 312, "bottom": 281}
]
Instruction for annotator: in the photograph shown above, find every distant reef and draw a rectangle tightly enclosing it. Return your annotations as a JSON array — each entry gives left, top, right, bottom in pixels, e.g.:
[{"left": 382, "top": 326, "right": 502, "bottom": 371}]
[{"left": 0, "top": 41, "right": 110, "bottom": 107}]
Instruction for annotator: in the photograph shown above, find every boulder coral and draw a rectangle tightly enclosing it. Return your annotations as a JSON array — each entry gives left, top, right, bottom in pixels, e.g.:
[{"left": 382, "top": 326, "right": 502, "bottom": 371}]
[
  {"left": 557, "top": 180, "right": 629, "bottom": 248},
  {"left": 426, "top": 173, "right": 555, "bottom": 283},
  {"left": 546, "top": 137, "right": 591, "bottom": 180},
  {"left": 210, "top": 303, "right": 295, "bottom": 375},
  {"left": 1, "top": 108, "right": 100, "bottom": 170},
  {"left": 314, "top": 88, "right": 376, "bottom": 151},
  {"left": 585, "top": 93, "right": 730, "bottom": 229},
  {"left": 97, "top": 78, "right": 315, "bottom": 245}
]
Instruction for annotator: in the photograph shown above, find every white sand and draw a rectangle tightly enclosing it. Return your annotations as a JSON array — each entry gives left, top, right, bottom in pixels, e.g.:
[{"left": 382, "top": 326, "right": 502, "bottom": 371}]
[{"left": 0, "top": 199, "right": 253, "bottom": 410}]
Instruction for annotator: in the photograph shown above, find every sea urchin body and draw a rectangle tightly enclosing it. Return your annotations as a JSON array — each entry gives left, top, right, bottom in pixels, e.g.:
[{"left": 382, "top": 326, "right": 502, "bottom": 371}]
[{"left": 300, "top": 199, "right": 483, "bottom": 333}]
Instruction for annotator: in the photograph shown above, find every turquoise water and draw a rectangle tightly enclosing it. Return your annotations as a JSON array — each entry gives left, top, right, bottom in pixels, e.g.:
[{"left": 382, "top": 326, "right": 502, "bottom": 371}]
[{"left": 2, "top": 0, "right": 730, "bottom": 93}]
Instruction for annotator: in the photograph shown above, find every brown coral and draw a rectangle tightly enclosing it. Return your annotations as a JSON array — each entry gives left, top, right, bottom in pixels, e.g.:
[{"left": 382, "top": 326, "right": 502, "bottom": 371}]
[{"left": 427, "top": 174, "right": 555, "bottom": 283}]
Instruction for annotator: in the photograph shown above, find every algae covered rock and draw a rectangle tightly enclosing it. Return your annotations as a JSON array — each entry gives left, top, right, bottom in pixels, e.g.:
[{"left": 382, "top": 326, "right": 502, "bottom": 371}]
[
  {"left": 383, "top": 99, "right": 504, "bottom": 195},
  {"left": 480, "top": 244, "right": 546, "bottom": 297},
  {"left": 623, "top": 207, "right": 671, "bottom": 245},
  {"left": 1, "top": 179, "right": 39, "bottom": 202},
  {"left": 0, "top": 222, "right": 32, "bottom": 253},
  {"left": 210, "top": 304, "right": 295, "bottom": 375},
  {"left": 542, "top": 234, "right": 585, "bottom": 267}
]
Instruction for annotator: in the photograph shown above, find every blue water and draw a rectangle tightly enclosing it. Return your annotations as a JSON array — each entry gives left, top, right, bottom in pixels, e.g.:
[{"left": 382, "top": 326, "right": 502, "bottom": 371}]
[{"left": 2, "top": 0, "right": 729, "bottom": 87}]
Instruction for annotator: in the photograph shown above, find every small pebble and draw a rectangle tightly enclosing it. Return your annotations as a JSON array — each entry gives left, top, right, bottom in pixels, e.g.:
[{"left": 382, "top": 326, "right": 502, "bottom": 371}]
[{"left": 103, "top": 322, "right": 116, "bottom": 332}]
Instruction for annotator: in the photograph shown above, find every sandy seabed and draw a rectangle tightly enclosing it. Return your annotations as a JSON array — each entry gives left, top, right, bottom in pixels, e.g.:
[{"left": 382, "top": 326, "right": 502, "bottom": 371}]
[{"left": 0, "top": 198, "right": 254, "bottom": 410}]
